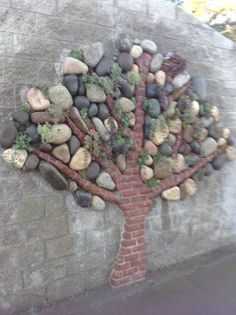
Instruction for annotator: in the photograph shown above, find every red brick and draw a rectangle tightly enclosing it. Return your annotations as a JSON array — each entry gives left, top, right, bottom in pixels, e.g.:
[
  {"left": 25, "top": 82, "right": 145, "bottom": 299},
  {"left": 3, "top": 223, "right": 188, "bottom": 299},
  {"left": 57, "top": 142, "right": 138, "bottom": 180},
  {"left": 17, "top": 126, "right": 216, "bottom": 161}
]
[
  {"left": 132, "top": 244, "right": 145, "bottom": 253},
  {"left": 121, "top": 239, "right": 137, "bottom": 247},
  {"left": 132, "top": 230, "right": 145, "bottom": 238},
  {"left": 137, "top": 237, "right": 145, "bottom": 244},
  {"left": 123, "top": 267, "right": 139, "bottom": 277},
  {"left": 113, "top": 262, "right": 131, "bottom": 271},
  {"left": 123, "top": 232, "right": 133, "bottom": 240},
  {"left": 110, "top": 276, "right": 132, "bottom": 287}
]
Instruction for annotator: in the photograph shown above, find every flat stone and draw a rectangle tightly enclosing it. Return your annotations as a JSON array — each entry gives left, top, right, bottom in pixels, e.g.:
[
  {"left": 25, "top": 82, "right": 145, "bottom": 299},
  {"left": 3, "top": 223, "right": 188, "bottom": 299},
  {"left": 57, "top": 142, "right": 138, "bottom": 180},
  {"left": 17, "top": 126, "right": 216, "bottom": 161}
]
[
  {"left": 120, "top": 81, "right": 135, "bottom": 98},
  {"left": 69, "top": 147, "right": 92, "bottom": 171},
  {"left": 92, "top": 117, "right": 110, "bottom": 142},
  {"left": 96, "top": 171, "right": 116, "bottom": 190},
  {"left": 161, "top": 186, "right": 180, "bottom": 201},
  {"left": 141, "top": 39, "right": 157, "bottom": 54},
  {"left": 212, "top": 154, "right": 226, "bottom": 170},
  {"left": 63, "top": 74, "right": 79, "bottom": 96},
  {"left": 226, "top": 146, "right": 236, "bottom": 161},
  {"left": 74, "top": 96, "right": 90, "bottom": 110},
  {"left": 88, "top": 103, "right": 98, "bottom": 118},
  {"left": 120, "top": 97, "right": 135, "bottom": 113},
  {"left": 0, "top": 120, "right": 18, "bottom": 149},
  {"left": 172, "top": 154, "right": 188, "bottom": 173},
  {"left": 86, "top": 161, "right": 101, "bottom": 180},
  {"left": 191, "top": 75, "right": 207, "bottom": 102},
  {"left": 140, "top": 165, "right": 154, "bottom": 181},
  {"left": 48, "top": 85, "right": 73, "bottom": 110},
  {"left": 169, "top": 117, "right": 182, "bottom": 134},
  {"left": 117, "top": 52, "right": 134, "bottom": 71},
  {"left": 26, "top": 124, "right": 39, "bottom": 143},
  {"left": 69, "top": 106, "right": 89, "bottom": 134},
  {"left": 86, "top": 84, "right": 106, "bottom": 103},
  {"left": 49, "top": 124, "right": 72, "bottom": 145},
  {"left": 92, "top": 195, "right": 106, "bottom": 211},
  {"left": 12, "top": 111, "right": 29, "bottom": 125},
  {"left": 69, "top": 135, "right": 80, "bottom": 155},
  {"left": 201, "top": 137, "right": 217, "bottom": 157},
  {"left": 96, "top": 57, "right": 114, "bottom": 76},
  {"left": 52, "top": 143, "right": 70, "bottom": 164},
  {"left": 39, "top": 161, "right": 68, "bottom": 190},
  {"left": 155, "top": 70, "right": 166, "bottom": 86},
  {"left": 98, "top": 103, "right": 110, "bottom": 120},
  {"left": 184, "top": 178, "right": 197, "bottom": 197},
  {"left": 147, "top": 99, "right": 161, "bottom": 118},
  {"left": 172, "top": 72, "right": 191, "bottom": 88},
  {"left": 150, "top": 53, "right": 163, "bottom": 73},
  {"left": 2, "top": 148, "right": 28, "bottom": 169},
  {"left": 84, "top": 42, "right": 104, "bottom": 68},
  {"left": 31, "top": 112, "right": 65, "bottom": 124},
  {"left": 27, "top": 88, "right": 50, "bottom": 111},
  {"left": 116, "top": 154, "right": 126, "bottom": 171},
  {"left": 23, "top": 154, "right": 39, "bottom": 171},
  {"left": 73, "top": 190, "right": 92, "bottom": 208},
  {"left": 62, "top": 57, "right": 88, "bottom": 75},
  {"left": 130, "top": 45, "right": 143, "bottom": 59},
  {"left": 154, "top": 160, "right": 171, "bottom": 179},
  {"left": 144, "top": 140, "right": 157, "bottom": 156}
]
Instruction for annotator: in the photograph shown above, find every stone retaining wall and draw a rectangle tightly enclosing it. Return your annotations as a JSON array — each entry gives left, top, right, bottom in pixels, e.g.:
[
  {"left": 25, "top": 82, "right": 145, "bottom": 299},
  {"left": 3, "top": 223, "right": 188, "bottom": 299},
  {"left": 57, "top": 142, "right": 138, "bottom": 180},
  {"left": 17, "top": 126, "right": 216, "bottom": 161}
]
[{"left": 0, "top": 0, "right": 236, "bottom": 313}]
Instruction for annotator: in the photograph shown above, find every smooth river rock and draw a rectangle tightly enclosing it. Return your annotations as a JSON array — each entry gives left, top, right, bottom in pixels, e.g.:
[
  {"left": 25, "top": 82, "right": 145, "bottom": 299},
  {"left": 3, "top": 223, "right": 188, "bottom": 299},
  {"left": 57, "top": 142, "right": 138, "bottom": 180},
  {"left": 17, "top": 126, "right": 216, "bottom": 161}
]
[
  {"left": 49, "top": 124, "right": 72, "bottom": 145},
  {"left": 184, "top": 178, "right": 197, "bottom": 197},
  {"left": 141, "top": 39, "right": 157, "bottom": 54},
  {"left": 120, "top": 97, "right": 135, "bottom": 113},
  {"left": 150, "top": 53, "right": 163, "bottom": 73},
  {"left": 73, "top": 190, "right": 92, "bottom": 208},
  {"left": 96, "top": 171, "right": 116, "bottom": 190},
  {"left": 92, "top": 195, "right": 106, "bottom": 211},
  {"left": 69, "top": 147, "right": 92, "bottom": 171},
  {"left": 48, "top": 85, "right": 73, "bottom": 110},
  {"left": 191, "top": 75, "right": 207, "bottom": 102},
  {"left": 161, "top": 186, "right": 180, "bottom": 201},
  {"left": 130, "top": 45, "right": 143, "bottom": 59},
  {"left": 92, "top": 117, "right": 110, "bottom": 142},
  {"left": 172, "top": 72, "right": 190, "bottom": 88},
  {"left": 117, "top": 52, "right": 134, "bottom": 71},
  {"left": 23, "top": 154, "right": 39, "bottom": 171},
  {"left": 140, "top": 165, "right": 154, "bottom": 181},
  {"left": 52, "top": 144, "right": 70, "bottom": 164},
  {"left": 62, "top": 57, "right": 88, "bottom": 75},
  {"left": 201, "top": 137, "right": 217, "bottom": 157},
  {"left": 86, "top": 161, "right": 101, "bottom": 180},
  {"left": 63, "top": 74, "right": 78, "bottom": 96},
  {"left": 86, "top": 84, "right": 106, "bottom": 103}
]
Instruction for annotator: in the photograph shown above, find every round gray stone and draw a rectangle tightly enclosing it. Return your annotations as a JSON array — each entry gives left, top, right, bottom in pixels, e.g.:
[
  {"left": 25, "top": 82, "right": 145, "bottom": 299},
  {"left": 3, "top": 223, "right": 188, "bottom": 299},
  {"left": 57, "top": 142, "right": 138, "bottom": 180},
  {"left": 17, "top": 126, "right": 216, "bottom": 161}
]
[
  {"left": 117, "top": 52, "right": 134, "bottom": 71},
  {"left": 88, "top": 103, "right": 98, "bottom": 118},
  {"left": 96, "top": 57, "right": 114, "bottom": 76},
  {"left": 73, "top": 190, "right": 92, "bottom": 208},
  {"left": 147, "top": 99, "right": 161, "bottom": 118},
  {"left": 86, "top": 161, "right": 101, "bottom": 180},
  {"left": 26, "top": 124, "right": 39, "bottom": 143},
  {"left": 98, "top": 103, "right": 109, "bottom": 120},
  {"left": 150, "top": 53, "right": 163, "bottom": 72},
  {"left": 120, "top": 81, "right": 135, "bottom": 98},
  {"left": 23, "top": 154, "right": 39, "bottom": 171},
  {"left": 212, "top": 154, "right": 226, "bottom": 170},
  {"left": 191, "top": 75, "right": 207, "bottom": 102},
  {"left": 69, "top": 135, "right": 80, "bottom": 155},
  {"left": 63, "top": 74, "right": 79, "bottom": 96},
  {"left": 74, "top": 96, "right": 90, "bottom": 110},
  {"left": 12, "top": 111, "right": 29, "bottom": 125}
]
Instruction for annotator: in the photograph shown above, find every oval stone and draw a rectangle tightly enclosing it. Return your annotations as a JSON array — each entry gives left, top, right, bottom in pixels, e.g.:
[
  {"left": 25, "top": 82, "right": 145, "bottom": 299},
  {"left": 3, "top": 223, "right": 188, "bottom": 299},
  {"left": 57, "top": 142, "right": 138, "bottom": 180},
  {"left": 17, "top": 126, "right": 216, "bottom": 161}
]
[
  {"left": 27, "top": 88, "right": 50, "bottom": 111},
  {"left": 0, "top": 120, "right": 18, "bottom": 149},
  {"left": 96, "top": 57, "right": 114, "bottom": 76},
  {"left": 96, "top": 171, "right": 116, "bottom": 190},
  {"left": 39, "top": 161, "right": 68, "bottom": 190},
  {"left": 62, "top": 57, "right": 88, "bottom": 75},
  {"left": 69, "top": 147, "right": 92, "bottom": 171},
  {"left": 2, "top": 148, "right": 28, "bottom": 169},
  {"left": 92, "top": 117, "right": 110, "bottom": 142},
  {"left": 50, "top": 124, "right": 72, "bottom": 145},
  {"left": 86, "top": 161, "right": 101, "bottom": 180},
  {"left": 52, "top": 143, "right": 70, "bottom": 164},
  {"left": 92, "top": 195, "right": 106, "bottom": 211},
  {"left": 63, "top": 74, "right": 78, "bottom": 96},
  {"left": 161, "top": 186, "right": 180, "bottom": 201},
  {"left": 130, "top": 45, "right": 143, "bottom": 59},
  {"left": 117, "top": 52, "right": 134, "bottom": 71},
  {"left": 120, "top": 97, "right": 135, "bottom": 113},
  {"left": 86, "top": 84, "right": 106, "bottom": 103}
]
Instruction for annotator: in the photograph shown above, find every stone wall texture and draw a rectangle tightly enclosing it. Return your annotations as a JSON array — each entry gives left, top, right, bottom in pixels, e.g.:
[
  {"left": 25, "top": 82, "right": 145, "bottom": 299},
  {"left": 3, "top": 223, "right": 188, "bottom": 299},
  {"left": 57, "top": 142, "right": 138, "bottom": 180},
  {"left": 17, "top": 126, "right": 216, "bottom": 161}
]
[{"left": 0, "top": 0, "right": 236, "bottom": 313}]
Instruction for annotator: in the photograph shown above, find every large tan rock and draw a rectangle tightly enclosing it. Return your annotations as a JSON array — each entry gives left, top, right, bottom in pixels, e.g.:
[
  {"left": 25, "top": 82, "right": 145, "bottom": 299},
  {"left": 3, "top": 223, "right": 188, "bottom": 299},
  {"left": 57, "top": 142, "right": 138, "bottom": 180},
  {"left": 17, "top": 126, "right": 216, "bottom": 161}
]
[
  {"left": 27, "top": 88, "right": 50, "bottom": 111},
  {"left": 48, "top": 85, "right": 73, "bottom": 110},
  {"left": 120, "top": 97, "right": 135, "bottom": 113},
  {"left": 92, "top": 195, "right": 106, "bottom": 211},
  {"left": 154, "top": 160, "right": 171, "bottom": 179},
  {"left": 2, "top": 148, "right": 28, "bottom": 169},
  {"left": 161, "top": 186, "right": 180, "bottom": 201},
  {"left": 116, "top": 154, "right": 126, "bottom": 171},
  {"left": 86, "top": 84, "right": 106, "bottom": 103},
  {"left": 69, "top": 147, "right": 92, "bottom": 171},
  {"left": 62, "top": 57, "right": 88, "bottom": 75},
  {"left": 155, "top": 70, "right": 166, "bottom": 86}
]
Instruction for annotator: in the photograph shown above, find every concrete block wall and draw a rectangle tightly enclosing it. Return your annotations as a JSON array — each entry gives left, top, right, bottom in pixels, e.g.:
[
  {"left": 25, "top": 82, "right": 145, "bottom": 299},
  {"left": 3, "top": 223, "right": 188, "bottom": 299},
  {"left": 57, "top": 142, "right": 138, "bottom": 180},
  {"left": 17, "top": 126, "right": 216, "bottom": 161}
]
[{"left": 0, "top": 0, "right": 236, "bottom": 313}]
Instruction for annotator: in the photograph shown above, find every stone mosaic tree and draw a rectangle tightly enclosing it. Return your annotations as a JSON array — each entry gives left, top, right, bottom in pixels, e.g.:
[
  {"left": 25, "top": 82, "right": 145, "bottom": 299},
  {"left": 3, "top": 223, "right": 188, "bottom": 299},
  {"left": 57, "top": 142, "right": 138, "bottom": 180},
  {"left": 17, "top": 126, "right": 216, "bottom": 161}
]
[{"left": 0, "top": 34, "right": 236, "bottom": 287}]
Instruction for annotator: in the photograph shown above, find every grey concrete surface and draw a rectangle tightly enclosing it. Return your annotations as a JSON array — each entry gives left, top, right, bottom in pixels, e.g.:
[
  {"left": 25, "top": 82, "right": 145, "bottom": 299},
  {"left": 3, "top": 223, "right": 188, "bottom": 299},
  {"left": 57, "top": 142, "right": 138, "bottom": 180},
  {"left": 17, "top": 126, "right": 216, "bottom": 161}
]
[{"left": 19, "top": 246, "right": 236, "bottom": 315}]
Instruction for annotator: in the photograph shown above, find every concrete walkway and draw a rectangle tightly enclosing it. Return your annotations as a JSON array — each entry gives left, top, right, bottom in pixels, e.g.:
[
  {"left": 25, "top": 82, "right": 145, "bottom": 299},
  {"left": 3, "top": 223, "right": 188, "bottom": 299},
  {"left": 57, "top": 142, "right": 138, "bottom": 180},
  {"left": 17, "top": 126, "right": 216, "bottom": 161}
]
[{"left": 21, "top": 248, "right": 236, "bottom": 315}]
